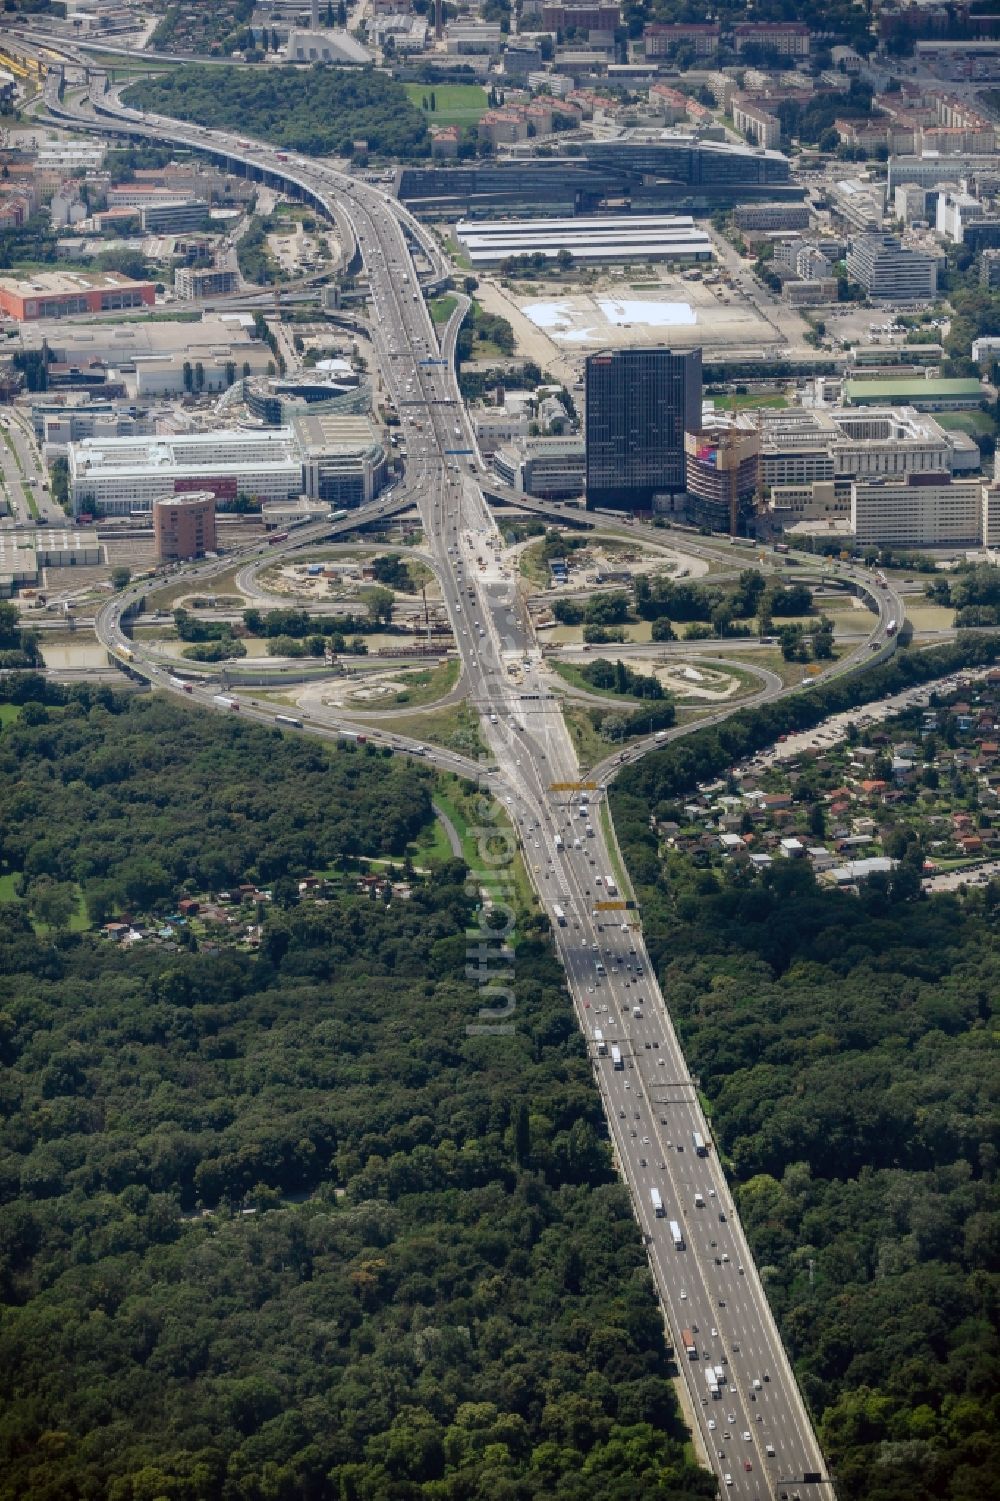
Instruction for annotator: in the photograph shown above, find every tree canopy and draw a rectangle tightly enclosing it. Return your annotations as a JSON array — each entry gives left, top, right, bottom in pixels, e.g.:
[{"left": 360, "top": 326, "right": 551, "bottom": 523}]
[
  {"left": 126, "top": 64, "right": 431, "bottom": 159},
  {"left": 0, "top": 682, "right": 711, "bottom": 1501}
]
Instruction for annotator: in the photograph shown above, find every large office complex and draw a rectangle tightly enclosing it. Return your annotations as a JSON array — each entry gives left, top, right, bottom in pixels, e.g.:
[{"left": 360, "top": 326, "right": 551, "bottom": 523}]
[
  {"left": 68, "top": 429, "right": 304, "bottom": 516},
  {"left": 396, "top": 136, "right": 795, "bottom": 215},
  {"left": 851, "top": 475, "right": 995, "bottom": 548},
  {"left": 845, "top": 233, "right": 938, "bottom": 301},
  {"left": 67, "top": 420, "right": 388, "bottom": 516},
  {"left": 749, "top": 405, "right": 977, "bottom": 489},
  {"left": 585, "top": 347, "right": 702, "bottom": 511},
  {"left": 294, "top": 413, "right": 388, "bottom": 508}
]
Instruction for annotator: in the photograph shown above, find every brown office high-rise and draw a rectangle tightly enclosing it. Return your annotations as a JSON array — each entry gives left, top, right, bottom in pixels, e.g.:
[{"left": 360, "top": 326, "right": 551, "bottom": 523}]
[{"left": 153, "top": 492, "right": 217, "bottom": 562}]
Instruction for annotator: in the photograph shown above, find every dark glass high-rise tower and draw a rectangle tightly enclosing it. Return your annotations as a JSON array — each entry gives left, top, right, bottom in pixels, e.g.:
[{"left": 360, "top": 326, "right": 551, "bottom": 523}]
[{"left": 585, "top": 346, "right": 702, "bottom": 510}]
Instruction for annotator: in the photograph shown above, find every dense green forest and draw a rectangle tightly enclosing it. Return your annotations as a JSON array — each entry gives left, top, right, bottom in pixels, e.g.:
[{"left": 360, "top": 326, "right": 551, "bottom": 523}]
[
  {"left": 612, "top": 650, "right": 1000, "bottom": 1501},
  {"left": 0, "top": 683, "right": 709, "bottom": 1501},
  {"left": 126, "top": 65, "right": 431, "bottom": 159}
]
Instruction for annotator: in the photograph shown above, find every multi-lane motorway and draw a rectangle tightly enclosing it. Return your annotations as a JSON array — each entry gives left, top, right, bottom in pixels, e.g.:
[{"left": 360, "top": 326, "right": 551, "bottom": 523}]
[{"left": 10, "top": 45, "right": 916, "bottom": 1494}]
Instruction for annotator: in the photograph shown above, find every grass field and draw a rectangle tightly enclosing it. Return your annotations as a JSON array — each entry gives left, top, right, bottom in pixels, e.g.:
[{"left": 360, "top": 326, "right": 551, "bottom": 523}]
[
  {"left": 0, "top": 703, "right": 23, "bottom": 727},
  {"left": 0, "top": 873, "right": 90, "bottom": 933},
  {"left": 936, "top": 409, "right": 997, "bottom": 440},
  {"left": 404, "top": 82, "right": 489, "bottom": 125},
  {"left": 430, "top": 294, "right": 459, "bottom": 326},
  {"left": 711, "top": 393, "right": 789, "bottom": 412},
  {"left": 374, "top": 700, "right": 485, "bottom": 759},
  {"left": 346, "top": 657, "right": 460, "bottom": 711}
]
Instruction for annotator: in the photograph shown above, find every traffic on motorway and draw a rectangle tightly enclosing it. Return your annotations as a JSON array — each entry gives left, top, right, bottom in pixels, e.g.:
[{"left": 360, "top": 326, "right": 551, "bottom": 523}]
[{"left": 32, "top": 66, "right": 901, "bottom": 1497}]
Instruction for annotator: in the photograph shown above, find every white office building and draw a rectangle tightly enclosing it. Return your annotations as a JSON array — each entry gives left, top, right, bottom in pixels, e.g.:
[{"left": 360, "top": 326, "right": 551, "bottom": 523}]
[
  {"left": 845, "top": 233, "right": 937, "bottom": 301},
  {"left": 851, "top": 475, "right": 986, "bottom": 547},
  {"left": 68, "top": 429, "right": 304, "bottom": 516}
]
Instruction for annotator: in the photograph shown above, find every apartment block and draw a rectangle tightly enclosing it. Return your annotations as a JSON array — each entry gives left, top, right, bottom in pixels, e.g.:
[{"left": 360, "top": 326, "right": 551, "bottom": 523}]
[
  {"left": 732, "top": 96, "right": 781, "bottom": 149},
  {"left": 733, "top": 22, "right": 810, "bottom": 56},
  {"left": 644, "top": 22, "right": 720, "bottom": 57}
]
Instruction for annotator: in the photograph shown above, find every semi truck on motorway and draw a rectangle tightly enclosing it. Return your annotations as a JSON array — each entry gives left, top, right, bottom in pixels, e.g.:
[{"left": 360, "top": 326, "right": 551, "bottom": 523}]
[
  {"left": 213, "top": 695, "right": 240, "bottom": 711},
  {"left": 692, "top": 1130, "right": 708, "bottom": 1156},
  {"left": 670, "top": 1219, "right": 685, "bottom": 1250},
  {"left": 553, "top": 903, "right": 566, "bottom": 925},
  {"left": 611, "top": 1044, "right": 623, "bottom": 1070},
  {"left": 593, "top": 1029, "right": 606, "bottom": 1055},
  {"left": 681, "top": 1328, "right": 697, "bottom": 1359},
  {"left": 705, "top": 1367, "right": 719, "bottom": 1398},
  {"left": 650, "top": 1187, "right": 664, "bottom": 1217}
]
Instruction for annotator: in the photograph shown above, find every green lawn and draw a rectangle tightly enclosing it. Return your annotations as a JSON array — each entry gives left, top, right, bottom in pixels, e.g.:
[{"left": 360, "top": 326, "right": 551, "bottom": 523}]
[
  {"left": 430, "top": 294, "right": 459, "bottom": 326},
  {"left": 711, "top": 393, "right": 788, "bottom": 412},
  {"left": 935, "top": 409, "right": 996, "bottom": 439},
  {"left": 0, "top": 873, "right": 90, "bottom": 932},
  {"left": 404, "top": 82, "right": 489, "bottom": 125},
  {"left": 0, "top": 703, "right": 23, "bottom": 727}
]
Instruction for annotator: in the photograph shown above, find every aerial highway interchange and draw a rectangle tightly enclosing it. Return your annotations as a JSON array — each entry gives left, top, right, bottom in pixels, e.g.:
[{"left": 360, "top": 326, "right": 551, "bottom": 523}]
[{"left": 11, "top": 37, "right": 912, "bottom": 1496}]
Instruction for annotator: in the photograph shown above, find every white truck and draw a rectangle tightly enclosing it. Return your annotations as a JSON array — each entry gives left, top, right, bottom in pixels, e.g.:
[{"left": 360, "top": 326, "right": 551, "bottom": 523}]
[
  {"left": 606, "top": 876, "right": 618, "bottom": 896},
  {"left": 611, "top": 1045, "right": 623, "bottom": 1071},
  {"left": 650, "top": 1187, "right": 664, "bottom": 1217},
  {"left": 553, "top": 904, "right": 566, "bottom": 926},
  {"left": 593, "top": 1029, "right": 607, "bottom": 1056},
  {"left": 669, "top": 1219, "right": 685, "bottom": 1250},
  {"left": 554, "top": 834, "right": 564, "bottom": 851},
  {"left": 705, "top": 1367, "right": 720, "bottom": 1398},
  {"left": 692, "top": 1130, "right": 708, "bottom": 1156}
]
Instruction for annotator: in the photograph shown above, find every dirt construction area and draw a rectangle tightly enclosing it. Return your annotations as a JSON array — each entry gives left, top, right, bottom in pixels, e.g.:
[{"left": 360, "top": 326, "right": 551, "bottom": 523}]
[
  {"left": 473, "top": 269, "right": 790, "bottom": 384},
  {"left": 632, "top": 658, "right": 750, "bottom": 700}
]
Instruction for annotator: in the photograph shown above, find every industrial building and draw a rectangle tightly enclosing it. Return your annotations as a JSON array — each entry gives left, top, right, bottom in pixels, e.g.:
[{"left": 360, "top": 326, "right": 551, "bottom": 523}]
[
  {"left": 153, "top": 492, "right": 217, "bottom": 563},
  {"left": 455, "top": 214, "right": 714, "bottom": 267},
  {"left": 0, "top": 271, "right": 155, "bottom": 322},
  {"left": 0, "top": 528, "right": 102, "bottom": 596},
  {"left": 585, "top": 346, "right": 702, "bottom": 511},
  {"left": 842, "top": 376, "right": 983, "bottom": 410},
  {"left": 285, "top": 27, "right": 372, "bottom": 62},
  {"left": 68, "top": 429, "right": 305, "bottom": 516}
]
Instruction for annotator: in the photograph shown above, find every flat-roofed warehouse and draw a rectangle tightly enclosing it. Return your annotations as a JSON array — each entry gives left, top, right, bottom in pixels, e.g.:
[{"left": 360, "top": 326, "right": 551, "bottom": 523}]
[
  {"left": 0, "top": 271, "right": 155, "bottom": 322},
  {"left": 455, "top": 214, "right": 714, "bottom": 267}
]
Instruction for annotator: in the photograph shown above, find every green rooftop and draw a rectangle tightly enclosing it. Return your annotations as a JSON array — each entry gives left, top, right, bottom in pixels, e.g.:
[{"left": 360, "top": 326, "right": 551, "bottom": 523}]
[{"left": 844, "top": 377, "right": 983, "bottom": 406}]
